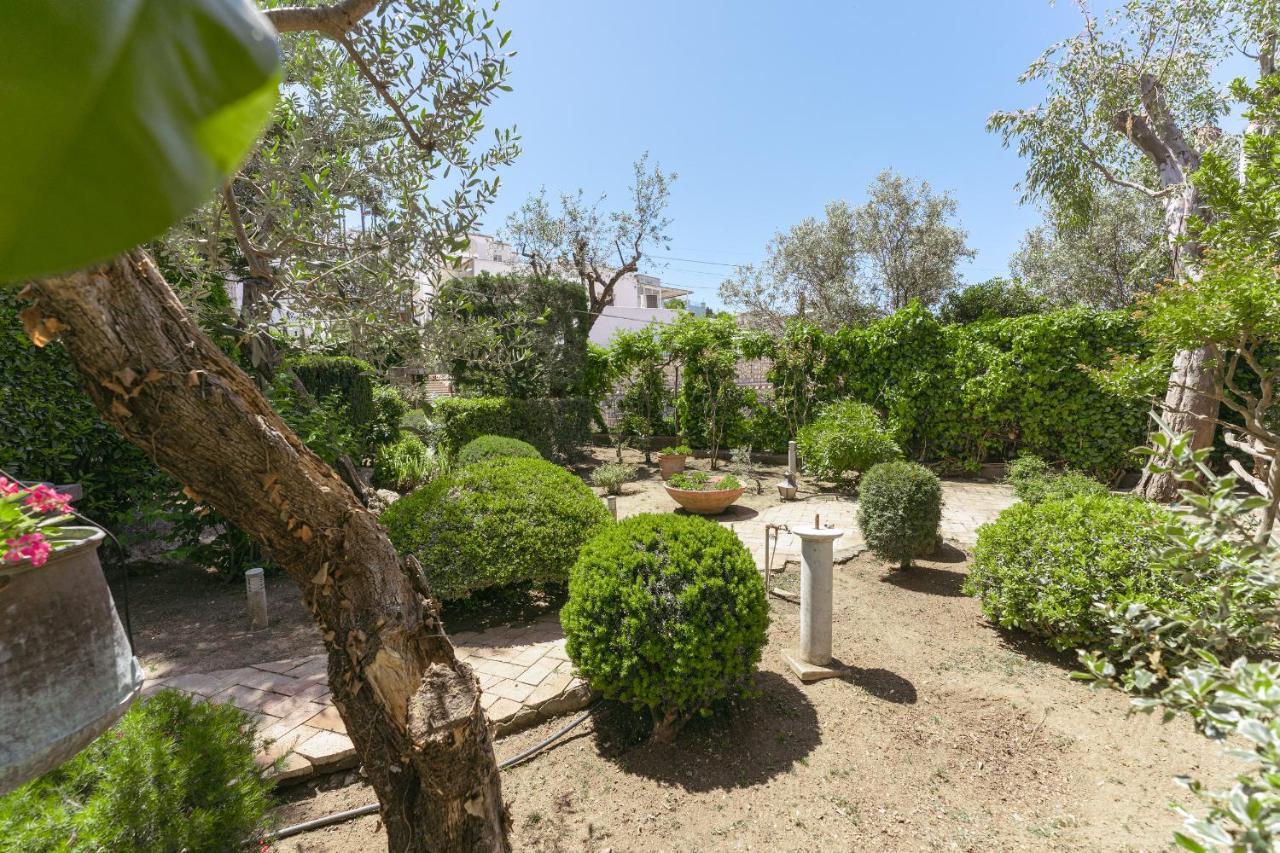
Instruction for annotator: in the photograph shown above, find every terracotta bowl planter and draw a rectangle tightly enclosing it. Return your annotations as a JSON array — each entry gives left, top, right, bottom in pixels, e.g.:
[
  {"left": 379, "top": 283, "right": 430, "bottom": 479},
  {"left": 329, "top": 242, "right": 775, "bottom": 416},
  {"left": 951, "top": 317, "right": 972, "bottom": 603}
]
[
  {"left": 658, "top": 453, "right": 688, "bottom": 481},
  {"left": 665, "top": 481, "right": 746, "bottom": 515},
  {"left": 0, "top": 527, "right": 144, "bottom": 794}
]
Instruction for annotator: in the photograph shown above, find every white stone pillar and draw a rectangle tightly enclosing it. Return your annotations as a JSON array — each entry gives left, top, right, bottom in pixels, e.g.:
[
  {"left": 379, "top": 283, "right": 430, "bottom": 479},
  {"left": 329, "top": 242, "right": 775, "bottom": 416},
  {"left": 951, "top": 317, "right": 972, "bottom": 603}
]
[
  {"left": 245, "top": 567, "right": 268, "bottom": 630},
  {"left": 777, "top": 440, "right": 798, "bottom": 500},
  {"left": 783, "top": 526, "right": 845, "bottom": 682},
  {"left": 606, "top": 495, "right": 618, "bottom": 519}
]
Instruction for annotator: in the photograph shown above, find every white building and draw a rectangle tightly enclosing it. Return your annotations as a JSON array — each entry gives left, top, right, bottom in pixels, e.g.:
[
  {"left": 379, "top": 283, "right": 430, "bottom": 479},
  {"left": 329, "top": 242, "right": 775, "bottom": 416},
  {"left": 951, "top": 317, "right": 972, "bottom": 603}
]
[{"left": 426, "top": 234, "right": 693, "bottom": 345}]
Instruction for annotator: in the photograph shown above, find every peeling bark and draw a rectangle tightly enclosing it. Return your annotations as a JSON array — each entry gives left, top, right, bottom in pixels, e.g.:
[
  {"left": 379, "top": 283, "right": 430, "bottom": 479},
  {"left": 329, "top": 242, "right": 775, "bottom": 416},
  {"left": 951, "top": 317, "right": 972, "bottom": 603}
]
[{"left": 26, "top": 251, "right": 509, "bottom": 852}]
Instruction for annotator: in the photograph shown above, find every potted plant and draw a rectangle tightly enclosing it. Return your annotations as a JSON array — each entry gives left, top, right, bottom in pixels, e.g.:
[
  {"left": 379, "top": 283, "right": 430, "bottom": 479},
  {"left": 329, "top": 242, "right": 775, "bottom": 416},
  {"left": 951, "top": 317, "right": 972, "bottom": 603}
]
[
  {"left": 657, "top": 443, "right": 692, "bottom": 481},
  {"left": 664, "top": 471, "right": 746, "bottom": 515},
  {"left": 0, "top": 477, "right": 144, "bottom": 795}
]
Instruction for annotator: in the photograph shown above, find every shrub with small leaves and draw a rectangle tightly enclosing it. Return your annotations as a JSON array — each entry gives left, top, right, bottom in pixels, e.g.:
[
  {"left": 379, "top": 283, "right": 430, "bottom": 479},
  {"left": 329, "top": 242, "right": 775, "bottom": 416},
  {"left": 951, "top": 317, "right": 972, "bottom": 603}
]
[
  {"left": 590, "top": 462, "right": 637, "bottom": 495},
  {"left": 0, "top": 689, "right": 271, "bottom": 851},
  {"left": 373, "top": 431, "right": 440, "bottom": 492},
  {"left": 456, "top": 434, "right": 541, "bottom": 467},
  {"left": 562, "top": 514, "right": 768, "bottom": 741},
  {"left": 797, "top": 400, "right": 901, "bottom": 482},
  {"left": 1006, "top": 453, "right": 1108, "bottom": 505},
  {"left": 964, "top": 493, "right": 1208, "bottom": 650},
  {"left": 382, "top": 457, "right": 611, "bottom": 600},
  {"left": 857, "top": 461, "right": 942, "bottom": 569}
]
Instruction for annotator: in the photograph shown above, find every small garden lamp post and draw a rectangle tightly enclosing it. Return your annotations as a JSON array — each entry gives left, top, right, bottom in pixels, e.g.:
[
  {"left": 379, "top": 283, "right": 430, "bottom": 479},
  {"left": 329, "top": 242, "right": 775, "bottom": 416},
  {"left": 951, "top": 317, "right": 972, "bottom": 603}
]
[{"left": 783, "top": 522, "right": 846, "bottom": 683}]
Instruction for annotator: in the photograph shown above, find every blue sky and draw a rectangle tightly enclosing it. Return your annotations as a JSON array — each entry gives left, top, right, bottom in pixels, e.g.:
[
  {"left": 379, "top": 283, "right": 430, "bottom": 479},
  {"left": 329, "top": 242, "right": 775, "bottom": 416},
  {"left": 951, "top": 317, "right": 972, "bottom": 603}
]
[{"left": 474, "top": 0, "right": 1092, "bottom": 309}]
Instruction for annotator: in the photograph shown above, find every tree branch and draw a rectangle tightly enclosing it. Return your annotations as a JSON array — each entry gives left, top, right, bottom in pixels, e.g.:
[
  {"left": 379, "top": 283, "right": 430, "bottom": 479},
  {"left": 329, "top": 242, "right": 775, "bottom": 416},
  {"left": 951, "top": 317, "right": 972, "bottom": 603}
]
[
  {"left": 336, "top": 34, "right": 436, "bottom": 157},
  {"left": 264, "top": 0, "right": 380, "bottom": 38}
]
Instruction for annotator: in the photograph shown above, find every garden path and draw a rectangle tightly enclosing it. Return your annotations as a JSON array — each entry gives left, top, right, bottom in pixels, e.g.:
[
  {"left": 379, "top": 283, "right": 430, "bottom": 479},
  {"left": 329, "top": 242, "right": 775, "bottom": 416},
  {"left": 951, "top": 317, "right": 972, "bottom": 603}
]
[{"left": 149, "top": 480, "right": 1015, "bottom": 785}]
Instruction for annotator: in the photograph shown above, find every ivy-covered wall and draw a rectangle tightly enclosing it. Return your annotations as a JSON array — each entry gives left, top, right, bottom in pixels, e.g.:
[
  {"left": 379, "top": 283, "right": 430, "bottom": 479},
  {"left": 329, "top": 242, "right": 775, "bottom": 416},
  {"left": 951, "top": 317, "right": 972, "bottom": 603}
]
[{"left": 764, "top": 303, "right": 1148, "bottom": 476}]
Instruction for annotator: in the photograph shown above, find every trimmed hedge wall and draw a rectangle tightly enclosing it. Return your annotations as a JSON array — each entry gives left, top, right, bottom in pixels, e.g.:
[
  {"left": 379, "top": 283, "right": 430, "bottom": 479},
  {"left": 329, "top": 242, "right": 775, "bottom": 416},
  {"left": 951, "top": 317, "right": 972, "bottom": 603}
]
[
  {"left": 434, "top": 396, "right": 592, "bottom": 460},
  {"left": 291, "top": 354, "right": 377, "bottom": 448},
  {"left": 768, "top": 303, "right": 1148, "bottom": 476}
]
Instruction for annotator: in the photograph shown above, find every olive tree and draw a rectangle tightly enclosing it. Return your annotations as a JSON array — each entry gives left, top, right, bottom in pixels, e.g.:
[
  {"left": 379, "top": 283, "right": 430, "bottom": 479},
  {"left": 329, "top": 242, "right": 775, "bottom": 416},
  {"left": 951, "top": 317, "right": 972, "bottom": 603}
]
[{"left": 5, "top": 1, "right": 519, "bottom": 848}]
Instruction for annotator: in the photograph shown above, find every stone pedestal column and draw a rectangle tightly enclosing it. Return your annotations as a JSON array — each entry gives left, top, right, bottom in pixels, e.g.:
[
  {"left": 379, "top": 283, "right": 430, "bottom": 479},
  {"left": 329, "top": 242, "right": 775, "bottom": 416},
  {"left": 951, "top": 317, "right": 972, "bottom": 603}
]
[
  {"left": 777, "top": 440, "right": 798, "bottom": 500},
  {"left": 783, "top": 526, "right": 845, "bottom": 682}
]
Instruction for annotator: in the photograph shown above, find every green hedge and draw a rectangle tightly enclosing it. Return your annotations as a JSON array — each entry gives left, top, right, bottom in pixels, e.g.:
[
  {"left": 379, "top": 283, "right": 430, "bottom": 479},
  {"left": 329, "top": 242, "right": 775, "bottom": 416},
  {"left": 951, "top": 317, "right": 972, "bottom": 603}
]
[
  {"left": 0, "top": 290, "right": 163, "bottom": 524},
  {"left": 768, "top": 303, "right": 1148, "bottom": 476},
  {"left": 963, "top": 494, "right": 1206, "bottom": 650},
  {"left": 562, "top": 514, "right": 768, "bottom": 733},
  {"left": 291, "top": 354, "right": 377, "bottom": 449},
  {"left": 433, "top": 396, "right": 591, "bottom": 460},
  {"left": 381, "top": 457, "right": 611, "bottom": 600},
  {"left": 857, "top": 460, "right": 942, "bottom": 569}
]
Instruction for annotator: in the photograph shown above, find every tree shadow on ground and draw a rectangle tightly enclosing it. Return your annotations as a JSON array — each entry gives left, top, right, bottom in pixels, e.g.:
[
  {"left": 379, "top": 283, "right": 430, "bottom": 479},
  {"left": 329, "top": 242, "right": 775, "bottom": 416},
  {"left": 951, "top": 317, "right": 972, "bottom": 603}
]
[
  {"left": 879, "top": 564, "right": 968, "bottom": 597},
  {"left": 592, "top": 670, "right": 819, "bottom": 792},
  {"left": 837, "top": 661, "right": 918, "bottom": 704},
  {"left": 928, "top": 541, "right": 968, "bottom": 563},
  {"left": 990, "top": 627, "right": 1079, "bottom": 671}
]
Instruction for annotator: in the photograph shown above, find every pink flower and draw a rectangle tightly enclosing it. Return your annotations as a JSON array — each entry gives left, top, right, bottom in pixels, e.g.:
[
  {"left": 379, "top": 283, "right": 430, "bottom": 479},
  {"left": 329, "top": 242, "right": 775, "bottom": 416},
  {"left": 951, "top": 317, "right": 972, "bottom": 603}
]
[
  {"left": 22, "top": 484, "right": 73, "bottom": 515},
  {"left": 3, "top": 532, "right": 51, "bottom": 567},
  {"left": 0, "top": 477, "right": 20, "bottom": 497}
]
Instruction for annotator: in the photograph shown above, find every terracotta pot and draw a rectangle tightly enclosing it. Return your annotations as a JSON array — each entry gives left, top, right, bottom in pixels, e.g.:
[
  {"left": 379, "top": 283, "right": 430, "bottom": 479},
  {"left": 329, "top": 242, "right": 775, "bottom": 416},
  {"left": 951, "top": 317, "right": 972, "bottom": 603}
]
[
  {"left": 658, "top": 453, "right": 688, "bottom": 481},
  {"left": 0, "top": 527, "right": 144, "bottom": 794},
  {"left": 664, "top": 482, "right": 746, "bottom": 515}
]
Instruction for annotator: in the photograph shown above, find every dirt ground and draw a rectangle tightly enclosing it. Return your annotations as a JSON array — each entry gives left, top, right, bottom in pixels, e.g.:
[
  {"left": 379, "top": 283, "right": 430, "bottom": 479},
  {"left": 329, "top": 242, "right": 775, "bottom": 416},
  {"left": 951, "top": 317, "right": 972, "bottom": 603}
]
[{"left": 270, "top": 549, "right": 1235, "bottom": 852}]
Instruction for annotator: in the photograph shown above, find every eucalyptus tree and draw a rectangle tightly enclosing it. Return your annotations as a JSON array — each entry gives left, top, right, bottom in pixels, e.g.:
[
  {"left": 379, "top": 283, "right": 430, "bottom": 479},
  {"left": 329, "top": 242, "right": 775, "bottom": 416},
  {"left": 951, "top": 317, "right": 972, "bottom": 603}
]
[
  {"left": 5, "top": 1, "right": 519, "bottom": 848},
  {"left": 501, "top": 153, "right": 676, "bottom": 329},
  {"left": 990, "top": 0, "right": 1280, "bottom": 500}
]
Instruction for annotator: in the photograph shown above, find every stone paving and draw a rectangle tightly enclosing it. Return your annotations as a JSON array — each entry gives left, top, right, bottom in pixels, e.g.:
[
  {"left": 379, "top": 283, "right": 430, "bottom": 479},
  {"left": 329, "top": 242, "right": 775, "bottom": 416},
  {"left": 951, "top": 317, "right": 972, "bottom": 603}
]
[
  {"left": 149, "top": 480, "right": 1015, "bottom": 785},
  {"left": 146, "top": 613, "right": 587, "bottom": 784}
]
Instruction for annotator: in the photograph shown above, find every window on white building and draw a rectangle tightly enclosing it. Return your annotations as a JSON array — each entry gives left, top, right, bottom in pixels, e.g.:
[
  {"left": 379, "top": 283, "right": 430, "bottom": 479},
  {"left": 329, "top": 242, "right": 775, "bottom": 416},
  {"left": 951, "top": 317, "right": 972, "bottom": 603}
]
[{"left": 645, "top": 293, "right": 659, "bottom": 309}]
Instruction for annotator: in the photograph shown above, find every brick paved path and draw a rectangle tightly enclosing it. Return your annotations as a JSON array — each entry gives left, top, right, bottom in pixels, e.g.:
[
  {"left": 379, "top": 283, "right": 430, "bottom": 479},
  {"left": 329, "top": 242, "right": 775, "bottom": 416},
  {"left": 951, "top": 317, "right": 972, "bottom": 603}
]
[{"left": 153, "top": 480, "right": 1014, "bottom": 783}]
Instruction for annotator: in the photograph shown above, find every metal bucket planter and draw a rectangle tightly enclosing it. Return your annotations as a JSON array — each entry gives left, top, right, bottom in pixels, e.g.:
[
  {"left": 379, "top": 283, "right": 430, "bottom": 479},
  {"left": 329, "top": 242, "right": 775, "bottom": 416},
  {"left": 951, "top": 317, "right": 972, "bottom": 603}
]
[
  {"left": 658, "top": 453, "right": 688, "bottom": 481},
  {"left": 0, "top": 526, "right": 144, "bottom": 795},
  {"left": 665, "top": 481, "right": 746, "bottom": 515}
]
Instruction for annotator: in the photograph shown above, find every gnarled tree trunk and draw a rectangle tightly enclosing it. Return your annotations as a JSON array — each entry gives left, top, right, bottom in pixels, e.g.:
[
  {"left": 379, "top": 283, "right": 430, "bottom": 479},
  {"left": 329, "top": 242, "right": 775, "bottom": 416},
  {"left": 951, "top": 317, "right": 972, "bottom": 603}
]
[{"left": 25, "top": 251, "right": 509, "bottom": 852}]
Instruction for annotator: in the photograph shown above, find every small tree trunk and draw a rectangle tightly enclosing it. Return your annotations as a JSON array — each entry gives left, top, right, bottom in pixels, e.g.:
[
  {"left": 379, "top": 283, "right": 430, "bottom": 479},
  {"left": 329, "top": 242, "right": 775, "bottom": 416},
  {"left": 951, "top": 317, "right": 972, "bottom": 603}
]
[{"left": 25, "top": 251, "right": 509, "bottom": 852}]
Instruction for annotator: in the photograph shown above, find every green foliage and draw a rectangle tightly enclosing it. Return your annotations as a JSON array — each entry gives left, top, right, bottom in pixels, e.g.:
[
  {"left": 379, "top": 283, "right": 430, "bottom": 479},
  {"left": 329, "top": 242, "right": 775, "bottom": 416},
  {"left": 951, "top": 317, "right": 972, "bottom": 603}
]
[
  {"left": 659, "top": 444, "right": 693, "bottom": 456},
  {"left": 667, "top": 471, "right": 743, "bottom": 492},
  {"left": 369, "top": 385, "right": 408, "bottom": 450},
  {"left": 291, "top": 354, "right": 378, "bottom": 452},
  {"left": 937, "top": 277, "right": 1048, "bottom": 324},
  {"left": 0, "top": 0, "right": 279, "bottom": 280},
  {"left": 267, "top": 373, "right": 358, "bottom": 466},
  {"left": 609, "top": 326, "right": 673, "bottom": 440},
  {"left": 373, "top": 431, "right": 439, "bottom": 493},
  {"left": 590, "top": 462, "right": 637, "bottom": 495},
  {"left": 796, "top": 400, "right": 901, "bottom": 482},
  {"left": 0, "top": 689, "right": 271, "bottom": 851},
  {"left": 0, "top": 290, "right": 166, "bottom": 525},
  {"left": 562, "top": 514, "right": 768, "bottom": 730},
  {"left": 1006, "top": 453, "right": 1109, "bottom": 505},
  {"left": 1076, "top": 424, "right": 1280, "bottom": 851},
  {"left": 381, "top": 457, "right": 611, "bottom": 600},
  {"left": 857, "top": 461, "right": 942, "bottom": 569},
  {"left": 964, "top": 494, "right": 1203, "bottom": 650},
  {"left": 661, "top": 313, "right": 744, "bottom": 463},
  {"left": 770, "top": 303, "right": 1147, "bottom": 475},
  {"left": 431, "top": 272, "right": 590, "bottom": 398},
  {"left": 433, "top": 395, "right": 590, "bottom": 460},
  {"left": 456, "top": 434, "right": 542, "bottom": 466}
]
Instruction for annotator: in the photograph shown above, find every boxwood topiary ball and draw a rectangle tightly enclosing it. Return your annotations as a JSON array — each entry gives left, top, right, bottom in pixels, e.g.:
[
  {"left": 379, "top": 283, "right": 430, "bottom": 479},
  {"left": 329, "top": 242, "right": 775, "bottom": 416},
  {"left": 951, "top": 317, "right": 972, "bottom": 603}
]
[
  {"left": 381, "top": 456, "right": 610, "bottom": 600},
  {"left": 561, "top": 513, "right": 768, "bottom": 740},
  {"left": 857, "top": 460, "right": 942, "bottom": 569},
  {"left": 455, "top": 434, "right": 542, "bottom": 466}
]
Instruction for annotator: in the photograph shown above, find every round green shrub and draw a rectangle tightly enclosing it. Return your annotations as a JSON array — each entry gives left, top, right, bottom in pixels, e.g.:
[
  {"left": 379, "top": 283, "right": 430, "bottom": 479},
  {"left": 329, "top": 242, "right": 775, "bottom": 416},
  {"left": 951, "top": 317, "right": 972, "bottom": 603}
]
[
  {"left": 0, "top": 689, "right": 271, "bottom": 849},
  {"left": 963, "top": 494, "right": 1207, "bottom": 650},
  {"left": 1006, "top": 453, "right": 1108, "bottom": 505},
  {"left": 857, "top": 461, "right": 942, "bottom": 569},
  {"left": 797, "top": 399, "right": 901, "bottom": 482},
  {"left": 562, "top": 513, "right": 768, "bottom": 738},
  {"left": 456, "top": 434, "right": 541, "bottom": 466},
  {"left": 382, "top": 457, "right": 611, "bottom": 600}
]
